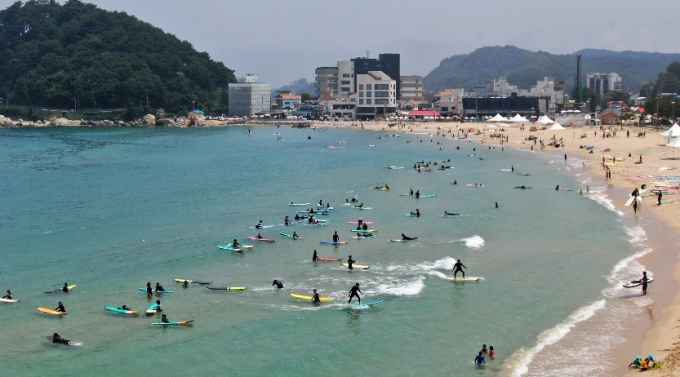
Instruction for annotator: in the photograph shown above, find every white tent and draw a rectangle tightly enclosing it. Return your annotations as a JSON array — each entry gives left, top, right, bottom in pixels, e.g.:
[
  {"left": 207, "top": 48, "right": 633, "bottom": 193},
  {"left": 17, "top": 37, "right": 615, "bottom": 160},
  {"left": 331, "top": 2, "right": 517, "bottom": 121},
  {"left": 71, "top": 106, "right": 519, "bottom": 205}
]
[
  {"left": 537, "top": 115, "right": 554, "bottom": 125},
  {"left": 509, "top": 114, "right": 529, "bottom": 123},
  {"left": 660, "top": 124, "right": 680, "bottom": 137},
  {"left": 548, "top": 122, "right": 566, "bottom": 130},
  {"left": 488, "top": 113, "right": 507, "bottom": 122},
  {"left": 666, "top": 136, "right": 680, "bottom": 159}
]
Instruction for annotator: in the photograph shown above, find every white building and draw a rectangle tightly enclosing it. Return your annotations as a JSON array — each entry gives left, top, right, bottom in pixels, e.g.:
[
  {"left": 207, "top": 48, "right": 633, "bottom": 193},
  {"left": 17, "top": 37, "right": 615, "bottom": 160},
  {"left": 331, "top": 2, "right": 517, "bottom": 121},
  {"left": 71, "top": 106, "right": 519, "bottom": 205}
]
[
  {"left": 400, "top": 75, "right": 424, "bottom": 103},
  {"left": 337, "top": 60, "right": 355, "bottom": 96},
  {"left": 519, "top": 77, "right": 566, "bottom": 115},
  {"left": 473, "top": 77, "right": 519, "bottom": 97},
  {"left": 228, "top": 74, "right": 271, "bottom": 117},
  {"left": 587, "top": 72, "right": 622, "bottom": 96},
  {"left": 433, "top": 88, "right": 464, "bottom": 117},
  {"left": 356, "top": 71, "right": 397, "bottom": 119}
]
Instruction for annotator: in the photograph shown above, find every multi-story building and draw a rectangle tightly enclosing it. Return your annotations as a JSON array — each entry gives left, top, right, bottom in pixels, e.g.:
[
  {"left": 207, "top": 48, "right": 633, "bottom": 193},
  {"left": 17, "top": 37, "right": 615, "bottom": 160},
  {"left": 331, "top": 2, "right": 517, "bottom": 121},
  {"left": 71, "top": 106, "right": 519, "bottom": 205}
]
[
  {"left": 434, "top": 88, "right": 465, "bottom": 117},
  {"left": 228, "top": 74, "right": 271, "bottom": 117},
  {"left": 352, "top": 54, "right": 401, "bottom": 100},
  {"left": 472, "top": 77, "right": 519, "bottom": 97},
  {"left": 462, "top": 94, "right": 550, "bottom": 119},
  {"left": 337, "top": 61, "right": 355, "bottom": 96},
  {"left": 314, "top": 67, "right": 338, "bottom": 99},
  {"left": 400, "top": 75, "right": 424, "bottom": 103},
  {"left": 587, "top": 72, "right": 622, "bottom": 96},
  {"left": 356, "top": 71, "right": 397, "bottom": 119}
]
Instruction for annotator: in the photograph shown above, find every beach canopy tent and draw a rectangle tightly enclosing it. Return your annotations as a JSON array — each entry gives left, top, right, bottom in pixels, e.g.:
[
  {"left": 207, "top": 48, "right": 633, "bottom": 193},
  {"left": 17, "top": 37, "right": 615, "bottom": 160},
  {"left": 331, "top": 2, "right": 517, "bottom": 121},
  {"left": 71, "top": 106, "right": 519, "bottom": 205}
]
[
  {"left": 537, "top": 115, "right": 554, "bottom": 125},
  {"left": 666, "top": 136, "right": 680, "bottom": 159},
  {"left": 547, "top": 122, "right": 566, "bottom": 130},
  {"left": 508, "top": 114, "right": 529, "bottom": 123},
  {"left": 660, "top": 124, "right": 680, "bottom": 137},
  {"left": 488, "top": 113, "right": 508, "bottom": 122}
]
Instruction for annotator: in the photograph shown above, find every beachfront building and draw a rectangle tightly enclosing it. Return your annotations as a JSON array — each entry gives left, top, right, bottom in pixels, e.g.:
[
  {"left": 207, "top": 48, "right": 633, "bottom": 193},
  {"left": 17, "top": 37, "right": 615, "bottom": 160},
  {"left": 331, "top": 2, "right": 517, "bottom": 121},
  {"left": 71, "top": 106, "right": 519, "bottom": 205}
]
[
  {"left": 228, "top": 75, "right": 271, "bottom": 117},
  {"left": 473, "top": 77, "right": 519, "bottom": 97},
  {"left": 587, "top": 72, "right": 622, "bottom": 96},
  {"left": 598, "top": 108, "right": 622, "bottom": 125},
  {"left": 521, "top": 77, "right": 567, "bottom": 115},
  {"left": 274, "top": 91, "right": 302, "bottom": 110},
  {"left": 462, "top": 94, "right": 550, "bottom": 120},
  {"left": 325, "top": 98, "right": 357, "bottom": 120},
  {"left": 400, "top": 75, "right": 424, "bottom": 103},
  {"left": 314, "top": 53, "right": 401, "bottom": 101},
  {"left": 314, "top": 67, "right": 338, "bottom": 99},
  {"left": 433, "top": 88, "right": 465, "bottom": 117},
  {"left": 356, "top": 71, "right": 397, "bottom": 120}
]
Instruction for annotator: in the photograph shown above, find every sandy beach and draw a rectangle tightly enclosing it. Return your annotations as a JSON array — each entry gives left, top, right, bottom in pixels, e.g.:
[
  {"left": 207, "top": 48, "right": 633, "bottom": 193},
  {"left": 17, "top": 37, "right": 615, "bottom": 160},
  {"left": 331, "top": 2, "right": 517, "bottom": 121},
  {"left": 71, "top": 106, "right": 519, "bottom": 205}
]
[{"left": 301, "top": 119, "right": 680, "bottom": 375}]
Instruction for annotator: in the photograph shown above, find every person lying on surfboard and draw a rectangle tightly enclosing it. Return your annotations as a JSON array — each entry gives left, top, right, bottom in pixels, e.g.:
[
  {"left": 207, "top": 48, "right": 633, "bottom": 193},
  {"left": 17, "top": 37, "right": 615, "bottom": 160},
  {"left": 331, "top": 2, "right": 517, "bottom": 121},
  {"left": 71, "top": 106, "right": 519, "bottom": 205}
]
[
  {"left": 444, "top": 211, "right": 459, "bottom": 216},
  {"left": 52, "top": 333, "right": 72, "bottom": 345},
  {"left": 401, "top": 234, "right": 418, "bottom": 241}
]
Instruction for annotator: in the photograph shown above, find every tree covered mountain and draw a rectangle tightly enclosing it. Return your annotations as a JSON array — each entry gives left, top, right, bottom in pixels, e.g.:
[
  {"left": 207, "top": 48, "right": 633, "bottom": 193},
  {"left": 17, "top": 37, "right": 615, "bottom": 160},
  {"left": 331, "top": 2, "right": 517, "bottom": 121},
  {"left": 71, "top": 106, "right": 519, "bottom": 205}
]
[
  {"left": 0, "top": 0, "right": 235, "bottom": 113},
  {"left": 424, "top": 46, "right": 680, "bottom": 96}
]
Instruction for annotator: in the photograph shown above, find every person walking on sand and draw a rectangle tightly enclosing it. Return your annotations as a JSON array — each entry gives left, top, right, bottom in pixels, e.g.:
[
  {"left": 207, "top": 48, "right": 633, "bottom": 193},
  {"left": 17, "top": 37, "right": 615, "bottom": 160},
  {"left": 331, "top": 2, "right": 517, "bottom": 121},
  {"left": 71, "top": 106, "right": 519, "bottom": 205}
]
[{"left": 658, "top": 191, "right": 662, "bottom": 206}]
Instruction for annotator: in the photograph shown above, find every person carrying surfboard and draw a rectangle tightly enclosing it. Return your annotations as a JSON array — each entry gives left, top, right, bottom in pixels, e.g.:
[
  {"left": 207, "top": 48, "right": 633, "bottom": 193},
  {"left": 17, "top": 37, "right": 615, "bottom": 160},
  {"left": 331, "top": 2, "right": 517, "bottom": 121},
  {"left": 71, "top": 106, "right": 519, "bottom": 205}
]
[
  {"left": 642, "top": 271, "right": 649, "bottom": 296},
  {"left": 2, "top": 289, "right": 12, "bottom": 299},
  {"left": 55, "top": 301, "right": 66, "bottom": 313},
  {"left": 348, "top": 283, "right": 361, "bottom": 304},
  {"left": 452, "top": 260, "right": 467, "bottom": 278}
]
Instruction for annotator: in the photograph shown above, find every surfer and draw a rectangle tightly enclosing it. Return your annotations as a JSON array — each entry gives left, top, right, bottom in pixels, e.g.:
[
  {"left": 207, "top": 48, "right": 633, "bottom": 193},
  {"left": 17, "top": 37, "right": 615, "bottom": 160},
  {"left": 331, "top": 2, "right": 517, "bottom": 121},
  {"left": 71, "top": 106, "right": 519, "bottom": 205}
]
[
  {"left": 357, "top": 203, "right": 364, "bottom": 208},
  {"left": 232, "top": 239, "right": 241, "bottom": 248},
  {"left": 55, "top": 301, "right": 66, "bottom": 313},
  {"left": 347, "top": 255, "right": 356, "bottom": 270},
  {"left": 312, "top": 289, "right": 321, "bottom": 303},
  {"left": 182, "top": 280, "right": 189, "bottom": 288},
  {"left": 333, "top": 231, "right": 340, "bottom": 243},
  {"left": 474, "top": 351, "right": 486, "bottom": 365},
  {"left": 642, "top": 271, "right": 649, "bottom": 296},
  {"left": 52, "top": 333, "right": 72, "bottom": 346},
  {"left": 415, "top": 190, "right": 420, "bottom": 199},
  {"left": 362, "top": 223, "right": 368, "bottom": 230},
  {"left": 319, "top": 200, "right": 323, "bottom": 207},
  {"left": 161, "top": 314, "right": 170, "bottom": 323},
  {"left": 481, "top": 344, "right": 488, "bottom": 355},
  {"left": 348, "top": 283, "right": 361, "bottom": 304},
  {"left": 284, "top": 216, "right": 290, "bottom": 226},
  {"left": 272, "top": 280, "right": 284, "bottom": 289},
  {"left": 257, "top": 233, "right": 263, "bottom": 239},
  {"left": 357, "top": 218, "right": 363, "bottom": 227},
  {"left": 154, "top": 300, "right": 163, "bottom": 312},
  {"left": 453, "top": 180, "right": 457, "bottom": 185},
  {"left": 146, "top": 282, "right": 153, "bottom": 297},
  {"left": 495, "top": 202, "right": 499, "bottom": 208},
  {"left": 452, "top": 260, "right": 467, "bottom": 278},
  {"left": 255, "top": 220, "right": 263, "bottom": 229},
  {"left": 62, "top": 283, "right": 69, "bottom": 293},
  {"left": 555, "top": 185, "right": 559, "bottom": 191},
  {"left": 410, "top": 188, "right": 413, "bottom": 196},
  {"left": 444, "top": 211, "right": 459, "bottom": 216},
  {"left": 120, "top": 305, "right": 131, "bottom": 311},
  {"left": 511, "top": 165, "right": 514, "bottom": 172},
  {"left": 295, "top": 214, "right": 301, "bottom": 220},
  {"left": 2, "top": 289, "right": 12, "bottom": 299},
  {"left": 292, "top": 231, "right": 299, "bottom": 239},
  {"left": 312, "top": 250, "right": 318, "bottom": 261},
  {"left": 415, "top": 209, "right": 421, "bottom": 217},
  {"left": 155, "top": 283, "right": 165, "bottom": 292},
  {"left": 401, "top": 234, "right": 417, "bottom": 241}
]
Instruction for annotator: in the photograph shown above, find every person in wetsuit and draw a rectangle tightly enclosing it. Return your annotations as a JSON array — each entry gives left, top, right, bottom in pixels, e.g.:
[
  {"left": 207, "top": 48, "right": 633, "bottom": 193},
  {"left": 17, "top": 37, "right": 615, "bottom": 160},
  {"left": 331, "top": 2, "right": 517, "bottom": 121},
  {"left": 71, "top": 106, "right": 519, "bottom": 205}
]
[
  {"left": 2, "top": 289, "right": 12, "bottom": 299},
  {"left": 62, "top": 283, "right": 69, "bottom": 293},
  {"left": 182, "top": 280, "right": 189, "bottom": 288},
  {"left": 52, "top": 333, "right": 72, "bottom": 345},
  {"left": 146, "top": 282, "right": 153, "bottom": 297},
  {"left": 333, "top": 231, "right": 340, "bottom": 243},
  {"left": 295, "top": 214, "right": 301, "bottom": 220},
  {"left": 415, "top": 190, "right": 420, "bottom": 199},
  {"left": 348, "top": 283, "right": 361, "bottom": 304},
  {"left": 362, "top": 223, "right": 368, "bottom": 230},
  {"left": 312, "top": 250, "right": 318, "bottom": 261},
  {"left": 272, "top": 280, "right": 284, "bottom": 289},
  {"left": 155, "top": 283, "right": 165, "bottom": 292},
  {"left": 257, "top": 233, "right": 263, "bottom": 239},
  {"left": 452, "top": 260, "right": 467, "bottom": 278},
  {"left": 347, "top": 255, "right": 356, "bottom": 270},
  {"left": 154, "top": 300, "right": 163, "bottom": 312},
  {"left": 255, "top": 220, "right": 263, "bottom": 229},
  {"left": 284, "top": 216, "right": 290, "bottom": 226},
  {"left": 55, "top": 301, "right": 66, "bottom": 313},
  {"left": 312, "top": 289, "right": 321, "bottom": 303},
  {"left": 292, "top": 231, "right": 299, "bottom": 239},
  {"left": 642, "top": 271, "right": 649, "bottom": 296},
  {"left": 161, "top": 314, "right": 170, "bottom": 323},
  {"left": 401, "top": 234, "right": 417, "bottom": 241},
  {"left": 357, "top": 218, "right": 363, "bottom": 227},
  {"left": 232, "top": 239, "right": 241, "bottom": 248}
]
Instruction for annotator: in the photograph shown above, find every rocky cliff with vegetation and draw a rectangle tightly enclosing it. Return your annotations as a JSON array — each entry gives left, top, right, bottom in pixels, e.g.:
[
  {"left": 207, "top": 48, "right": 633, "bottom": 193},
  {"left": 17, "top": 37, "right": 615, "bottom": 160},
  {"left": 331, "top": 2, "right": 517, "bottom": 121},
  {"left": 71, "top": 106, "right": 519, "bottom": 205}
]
[{"left": 0, "top": 0, "right": 235, "bottom": 114}]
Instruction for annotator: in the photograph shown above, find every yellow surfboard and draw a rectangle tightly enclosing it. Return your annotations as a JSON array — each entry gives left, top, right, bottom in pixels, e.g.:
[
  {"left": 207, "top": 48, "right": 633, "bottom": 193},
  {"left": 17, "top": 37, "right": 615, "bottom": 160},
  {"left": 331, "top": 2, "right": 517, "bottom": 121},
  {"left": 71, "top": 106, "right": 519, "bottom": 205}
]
[{"left": 291, "top": 293, "right": 333, "bottom": 302}]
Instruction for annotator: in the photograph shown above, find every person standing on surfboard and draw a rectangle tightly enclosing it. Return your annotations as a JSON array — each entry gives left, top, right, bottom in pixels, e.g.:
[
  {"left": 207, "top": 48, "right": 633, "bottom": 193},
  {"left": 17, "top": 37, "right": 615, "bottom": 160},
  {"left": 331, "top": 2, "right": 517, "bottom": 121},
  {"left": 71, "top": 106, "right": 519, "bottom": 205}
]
[
  {"left": 348, "top": 283, "right": 361, "bottom": 304},
  {"left": 452, "top": 260, "right": 467, "bottom": 278}
]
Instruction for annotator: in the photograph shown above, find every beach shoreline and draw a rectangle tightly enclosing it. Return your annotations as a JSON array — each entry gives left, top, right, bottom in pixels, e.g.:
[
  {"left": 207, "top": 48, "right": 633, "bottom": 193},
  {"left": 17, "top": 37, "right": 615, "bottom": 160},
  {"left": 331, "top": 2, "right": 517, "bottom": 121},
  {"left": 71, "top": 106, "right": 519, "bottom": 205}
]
[{"left": 302, "top": 119, "right": 679, "bottom": 375}]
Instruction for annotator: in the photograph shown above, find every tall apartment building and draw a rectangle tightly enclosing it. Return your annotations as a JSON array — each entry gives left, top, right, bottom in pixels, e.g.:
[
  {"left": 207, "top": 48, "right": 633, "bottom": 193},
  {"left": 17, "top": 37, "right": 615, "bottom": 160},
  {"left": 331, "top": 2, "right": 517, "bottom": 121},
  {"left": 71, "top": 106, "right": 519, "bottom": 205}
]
[
  {"left": 228, "top": 74, "right": 271, "bottom": 117},
  {"left": 400, "top": 75, "right": 424, "bottom": 103},
  {"left": 352, "top": 54, "right": 400, "bottom": 100},
  {"left": 356, "top": 71, "right": 397, "bottom": 119},
  {"left": 337, "top": 60, "right": 355, "bottom": 95},
  {"left": 314, "top": 67, "right": 338, "bottom": 99},
  {"left": 587, "top": 72, "right": 622, "bottom": 96}
]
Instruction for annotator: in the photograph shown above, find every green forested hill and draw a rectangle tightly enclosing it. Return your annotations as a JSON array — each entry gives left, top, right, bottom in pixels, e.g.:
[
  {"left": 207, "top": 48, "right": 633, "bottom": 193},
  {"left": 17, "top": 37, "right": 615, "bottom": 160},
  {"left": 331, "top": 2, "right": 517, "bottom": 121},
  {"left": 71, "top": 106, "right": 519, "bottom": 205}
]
[
  {"left": 424, "top": 45, "right": 680, "bottom": 95},
  {"left": 0, "top": 0, "right": 235, "bottom": 113}
]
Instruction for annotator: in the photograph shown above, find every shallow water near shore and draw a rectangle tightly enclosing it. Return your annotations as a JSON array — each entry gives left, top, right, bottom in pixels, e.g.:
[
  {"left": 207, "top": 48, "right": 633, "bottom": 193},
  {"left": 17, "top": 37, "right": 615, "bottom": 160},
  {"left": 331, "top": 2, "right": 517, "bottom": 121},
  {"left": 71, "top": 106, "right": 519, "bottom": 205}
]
[{"left": 0, "top": 126, "right": 654, "bottom": 376}]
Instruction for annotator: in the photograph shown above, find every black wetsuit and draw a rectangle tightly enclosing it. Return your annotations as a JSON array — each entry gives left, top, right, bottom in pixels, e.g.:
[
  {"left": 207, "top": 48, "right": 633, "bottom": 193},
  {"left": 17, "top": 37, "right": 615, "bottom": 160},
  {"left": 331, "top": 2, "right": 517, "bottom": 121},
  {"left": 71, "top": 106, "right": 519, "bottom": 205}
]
[
  {"left": 452, "top": 261, "right": 467, "bottom": 278},
  {"left": 55, "top": 303, "right": 66, "bottom": 312},
  {"left": 272, "top": 280, "right": 284, "bottom": 289},
  {"left": 62, "top": 285, "right": 69, "bottom": 293},
  {"left": 347, "top": 257, "right": 356, "bottom": 270},
  {"left": 348, "top": 285, "right": 362, "bottom": 304},
  {"left": 53, "top": 334, "right": 70, "bottom": 345},
  {"left": 333, "top": 233, "right": 339, "bottom": 243},
  {"left": 312, "top": 251, "right": 318, "bottom": 261},
  {"left": 313, "top": 292, "right": 321, "bottom": 302},
  {"left": 146, "top": 286, "right": 153, "bottom": 297}
]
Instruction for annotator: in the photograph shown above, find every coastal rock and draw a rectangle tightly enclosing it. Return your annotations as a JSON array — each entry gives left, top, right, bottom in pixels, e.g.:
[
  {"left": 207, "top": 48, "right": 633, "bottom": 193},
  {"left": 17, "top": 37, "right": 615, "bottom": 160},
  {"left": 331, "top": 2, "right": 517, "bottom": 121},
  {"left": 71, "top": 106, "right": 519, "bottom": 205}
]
[
  {"left": 0, "top": 115, "right": 12, "bottom": 126},
  {"left": 156, "top": 118, "right": 174, "bottom": 127},
  {"left": 50, "top": 117, "right": 79, "bottom": 127},
  {"left": 143, "top": 114, "right": 156, "bottom": 126}
]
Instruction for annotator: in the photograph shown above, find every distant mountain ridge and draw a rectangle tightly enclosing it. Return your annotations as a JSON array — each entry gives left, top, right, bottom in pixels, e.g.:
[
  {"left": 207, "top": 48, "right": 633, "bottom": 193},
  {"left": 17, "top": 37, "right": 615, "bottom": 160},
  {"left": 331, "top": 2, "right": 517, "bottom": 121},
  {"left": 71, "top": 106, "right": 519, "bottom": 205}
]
[{"left": 424, "top": 46, "right": 680, "bottom": 95}]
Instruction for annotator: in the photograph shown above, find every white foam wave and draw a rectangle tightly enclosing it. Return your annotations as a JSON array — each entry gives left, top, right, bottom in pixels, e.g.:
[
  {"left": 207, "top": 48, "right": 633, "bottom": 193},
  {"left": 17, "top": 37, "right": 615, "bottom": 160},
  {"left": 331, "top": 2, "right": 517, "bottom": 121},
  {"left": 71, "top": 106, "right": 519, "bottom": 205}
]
[
  {"left": 453, "top": 235, "right": 485, "bottom": 249},
  {"left": 587, "top": 192, "right": 624, "bottom": 216},
  {"left": 503, "top": 299, "right": 606, "bottom": 377},
  {"left": 368, "top": 277, "right": 425, "bottom": 297},
  {"left": 624, "top": 224, "right": 647, "bottom": 245}
]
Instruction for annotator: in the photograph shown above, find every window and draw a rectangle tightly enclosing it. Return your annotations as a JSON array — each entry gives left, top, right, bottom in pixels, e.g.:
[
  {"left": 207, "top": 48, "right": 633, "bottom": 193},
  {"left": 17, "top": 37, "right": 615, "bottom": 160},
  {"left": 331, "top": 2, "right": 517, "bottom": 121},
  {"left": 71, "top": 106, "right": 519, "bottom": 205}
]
[
  {"left": 359, "top": 84, "right": 364, "bottom": 90},
  {"left": 341, "top": 87, "right": 350, "bottom": 92},
  {"left": 359, "top": 99, "right": 364, "bottom": 105},
  {"left": 359, "top": 92, "right": 364, "bottom": 97},
  {"left": 342, "top": 74, "right": 350, "bottom": 78},
  {"left": 375, "top": 91, "right": 389, "bottom": 97},
  {"left": 366, "top": 92, "right": 371, "bottom": 97},
  {"left": 366, "top": 84, "right": 372, "bottom": 90},
  {"left": 375, "top": 84, "right": 389, "bottom": 90},
  {"left": 367, "top": 99, "right": 372, "bottom": 105},
  {"left": 341, "top": 80, "right": 350, "bottom": 85},
  {"left": 442, "top": 107, "right": 449, "bottom": 111},
  {"left": 375, "top": 99, "right": 385, "bottom": 104}
]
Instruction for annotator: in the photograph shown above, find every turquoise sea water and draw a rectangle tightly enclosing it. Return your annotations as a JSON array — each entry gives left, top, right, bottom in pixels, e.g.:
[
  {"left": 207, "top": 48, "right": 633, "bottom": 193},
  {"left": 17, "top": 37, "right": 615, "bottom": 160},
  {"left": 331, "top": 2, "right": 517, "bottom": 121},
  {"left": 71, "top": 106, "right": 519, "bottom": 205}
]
[{"left": 0, "top": 126, "right": 649, "bottom": 376}]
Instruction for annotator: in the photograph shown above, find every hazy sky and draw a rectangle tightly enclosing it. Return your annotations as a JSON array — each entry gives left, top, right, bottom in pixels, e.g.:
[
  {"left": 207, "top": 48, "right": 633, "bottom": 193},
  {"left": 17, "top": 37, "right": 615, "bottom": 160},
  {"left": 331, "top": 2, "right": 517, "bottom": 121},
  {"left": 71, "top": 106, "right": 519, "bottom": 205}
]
[{"left": 3, "top": 0, "right": 679, "bottom": 87}]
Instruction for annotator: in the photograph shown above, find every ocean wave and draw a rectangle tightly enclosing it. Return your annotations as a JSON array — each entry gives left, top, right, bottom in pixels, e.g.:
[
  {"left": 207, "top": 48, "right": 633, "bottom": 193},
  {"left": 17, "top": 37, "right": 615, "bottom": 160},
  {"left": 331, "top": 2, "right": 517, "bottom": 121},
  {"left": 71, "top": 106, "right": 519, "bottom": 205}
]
[
  {"left": 624, "top": 224, "right": 647, "bottom": 245},
  {"left": 503, "top": 299, "right": 606, "bottom": 377},
  {"left": 367, "top": 277, "right": 425, "bottom": 297},
  {"left": 587, "top": 192, "right": 624, "bottom": 216},
  {"left": 451, "top": 235, "right": 485, "bottom": 249}
]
